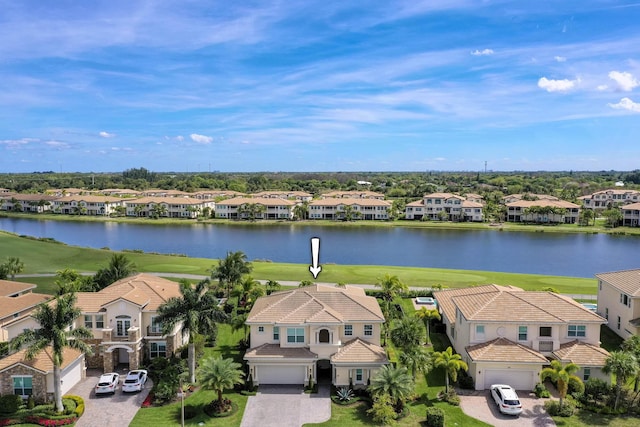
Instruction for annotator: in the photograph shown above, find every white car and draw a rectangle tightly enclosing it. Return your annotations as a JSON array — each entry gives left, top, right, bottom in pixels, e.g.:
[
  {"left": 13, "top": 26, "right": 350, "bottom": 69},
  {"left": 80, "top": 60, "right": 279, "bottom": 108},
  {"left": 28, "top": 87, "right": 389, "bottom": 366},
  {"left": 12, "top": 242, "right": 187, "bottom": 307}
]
[
  {"left": 95, "top": 372, "right": 119, "bottom": 395},
  {"left": 122, "top": 369, "right": 148, "bottom": 393},
  {"left": 490, "top": 384, "right": 523, "bottom": 416}
]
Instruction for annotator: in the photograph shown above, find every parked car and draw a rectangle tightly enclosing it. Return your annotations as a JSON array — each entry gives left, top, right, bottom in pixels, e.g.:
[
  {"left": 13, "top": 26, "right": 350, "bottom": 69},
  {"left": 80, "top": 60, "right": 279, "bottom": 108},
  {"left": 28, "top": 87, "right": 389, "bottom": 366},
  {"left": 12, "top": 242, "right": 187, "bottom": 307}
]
[
  {"left": 122, "top": 369, "right": 148, "bottom": 393},
  {"left": 95, "top": 372, "right": 120, "bottom": 395},
  {"left": 490, "top": 384, "right": 523, "bottom": 416}
]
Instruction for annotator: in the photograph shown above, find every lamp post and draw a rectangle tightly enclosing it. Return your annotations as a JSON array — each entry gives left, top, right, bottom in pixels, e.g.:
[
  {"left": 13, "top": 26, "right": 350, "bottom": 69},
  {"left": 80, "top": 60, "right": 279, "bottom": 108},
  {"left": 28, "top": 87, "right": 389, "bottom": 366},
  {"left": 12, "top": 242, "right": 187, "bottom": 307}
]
[{"left": 178, "top": 379, "right": 185, "bottom": 427}]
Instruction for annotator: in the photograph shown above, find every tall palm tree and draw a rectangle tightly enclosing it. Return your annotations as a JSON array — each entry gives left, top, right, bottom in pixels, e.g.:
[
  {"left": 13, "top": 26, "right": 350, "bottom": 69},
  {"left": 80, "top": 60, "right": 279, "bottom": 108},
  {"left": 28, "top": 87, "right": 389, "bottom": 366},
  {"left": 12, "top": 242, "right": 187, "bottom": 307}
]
[
  {"left": 540, "top": 360, "right": 581, "bottom": 409},
  {"left": 265, "top": 279, "right": 281, "bottom": 295},
  {"left": 156, "top": 279, "right": 229, "bottom": 383},
  {"left": 232, "top": 276, "right": 264, "bottom": 310},
  {"left": 375, "top": 274, "right": 408, "bottom": 345},
  {"left": 293, "top": 202, "right": 309, "bottom": 221},
  {"left": 369, "top": 364, "right": 414, "bottom": 411},
  {"left": 211, "top": 251, "right": 253, "bottom": 298},
  {"left": 415, "top": 307, "right": 440, "bottom": 344},
  {"left": 198, "top": 356, "right": 244, "bottom": 410},
  {"left": 433, "top": 346, "right": 468, "bottom": 393},
  {"left": 390, "top": 317, "right": 425, "bottom": 351},
  {"left": 4, "top": 257, "right": 24, "bottom": 279},
  {"left": 399, "top": 346, "right": 433, "bottom": 380},
  {"left": 9, "top": 293, "right": 93, "bottom": 413},
  {"left": 603, "top": 350, "right": 639, "bottom": 410},
  {"left": 94, "top": 253, "right": 137, "bottom": 289},
  {"left": 621, "top": 335, "right": 640, "bottom": 392}
]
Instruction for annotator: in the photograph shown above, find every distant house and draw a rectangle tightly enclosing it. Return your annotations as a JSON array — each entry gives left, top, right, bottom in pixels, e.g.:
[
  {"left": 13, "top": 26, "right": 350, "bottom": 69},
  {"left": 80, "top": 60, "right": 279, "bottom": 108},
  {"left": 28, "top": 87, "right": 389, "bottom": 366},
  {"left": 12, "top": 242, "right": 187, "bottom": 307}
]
[
  {"left": 0, "top": 194, "right": 58, "bottom": 213},
  {"left": 502, "top": 194, "right": 559, "bottom": 204},
  {"left": 405, "top": 193, "right": 483, "bottom": 221},
  {"left": 596, "top": 269, "right": 640, "bottom": 339},
  {"left": 0, "top": 280, "right": 51, "bottom": 342},
  {"left": 434, "top": 285, "right": 609, "bottom": 390},
  {"left": 244, "top": 284, "right": 387, "bottom": 387},
  {"left": 52, "top": 195, "right": 125, "bottom": 216},
  {"left": 506, "top": 199, "right": 580, "bottom": 224},
  {"left": 579, "top": 189, "right": 640, "bottom": 210},
  {"left": 620, "top": 203, "right": 640, "bottom": 227},
  {"left": 308, "top": 198, "right": 391, "bottom": 220},
  {"left": 320, "top": 190, "right": 385, "bottom": 200},
  {"left": 214, "top": 197, "right": 295, "bottom": 220},
  {"left": 252, "top": 191, "right": 313, "bottom": 202}
]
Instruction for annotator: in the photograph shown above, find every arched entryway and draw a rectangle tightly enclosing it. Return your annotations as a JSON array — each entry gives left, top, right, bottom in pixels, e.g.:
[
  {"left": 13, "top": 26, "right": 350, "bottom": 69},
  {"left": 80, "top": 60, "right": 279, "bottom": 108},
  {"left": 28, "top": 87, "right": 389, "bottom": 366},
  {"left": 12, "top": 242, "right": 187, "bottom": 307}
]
[
  {"left": 103, "top": 345, "right": 135, "bottom": 373},
  {"left": 316, "top": 359, "right": 332, "bottom": 384}
]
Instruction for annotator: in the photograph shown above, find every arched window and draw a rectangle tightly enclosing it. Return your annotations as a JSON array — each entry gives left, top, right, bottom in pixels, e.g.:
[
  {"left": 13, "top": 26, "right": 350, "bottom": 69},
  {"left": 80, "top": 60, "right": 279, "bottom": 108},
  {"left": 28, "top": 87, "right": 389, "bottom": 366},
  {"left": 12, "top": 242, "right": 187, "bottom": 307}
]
[{"left": 319, "top": 329, "right": 330, "bottom": 343}]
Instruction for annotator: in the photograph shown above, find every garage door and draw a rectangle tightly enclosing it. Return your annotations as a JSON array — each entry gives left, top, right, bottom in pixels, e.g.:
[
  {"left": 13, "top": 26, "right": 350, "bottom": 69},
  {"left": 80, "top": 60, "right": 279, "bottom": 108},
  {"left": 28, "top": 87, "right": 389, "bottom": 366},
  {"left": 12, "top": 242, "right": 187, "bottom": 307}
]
[
  {"left": 257, "top": 365, "right": 305, "bottom": 385},
  {"left": 484, "top": 370, "right": 534, "bottom": 391},
  {"left": 60, "top": 357, "right": 83, "bottom": 395}
]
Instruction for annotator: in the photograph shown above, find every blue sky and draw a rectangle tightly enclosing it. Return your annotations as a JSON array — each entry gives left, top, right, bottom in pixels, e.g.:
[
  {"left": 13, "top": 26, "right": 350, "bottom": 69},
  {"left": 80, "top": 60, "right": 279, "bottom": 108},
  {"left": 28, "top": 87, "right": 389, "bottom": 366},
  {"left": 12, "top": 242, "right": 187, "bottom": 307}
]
[{"left": 1, "top": 0, "right": 639, "bottom": 173}]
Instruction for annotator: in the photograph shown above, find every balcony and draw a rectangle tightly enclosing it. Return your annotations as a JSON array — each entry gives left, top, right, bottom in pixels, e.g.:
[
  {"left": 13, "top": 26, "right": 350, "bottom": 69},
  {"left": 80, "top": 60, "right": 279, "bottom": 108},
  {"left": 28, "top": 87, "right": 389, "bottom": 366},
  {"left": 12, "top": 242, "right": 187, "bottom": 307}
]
[{"left": 147, "top": 326, "right": 163, "bottom": 337}]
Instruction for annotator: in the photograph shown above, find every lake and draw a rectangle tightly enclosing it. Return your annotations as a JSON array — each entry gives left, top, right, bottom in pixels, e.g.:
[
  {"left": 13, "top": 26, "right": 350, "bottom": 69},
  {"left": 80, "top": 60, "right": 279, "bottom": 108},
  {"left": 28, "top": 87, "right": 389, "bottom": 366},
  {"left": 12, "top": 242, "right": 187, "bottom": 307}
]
[{"left": 0, "top": 217, "right": 637, "bottom": 278}]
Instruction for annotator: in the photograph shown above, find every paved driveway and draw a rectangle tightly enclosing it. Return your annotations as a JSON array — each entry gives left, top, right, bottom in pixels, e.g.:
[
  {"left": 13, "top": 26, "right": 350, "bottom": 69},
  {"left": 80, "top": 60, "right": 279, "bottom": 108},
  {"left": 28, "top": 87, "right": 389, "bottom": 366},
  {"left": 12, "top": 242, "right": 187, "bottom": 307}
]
[
  {"left": 69, "top": 369, "right": 152, "bottom": 427},
  {"left": 241, "top": 385, "right": 331, "bottom": 427},
  {"left": 459, "top": 390, "right": 555, "bottom": 427}
]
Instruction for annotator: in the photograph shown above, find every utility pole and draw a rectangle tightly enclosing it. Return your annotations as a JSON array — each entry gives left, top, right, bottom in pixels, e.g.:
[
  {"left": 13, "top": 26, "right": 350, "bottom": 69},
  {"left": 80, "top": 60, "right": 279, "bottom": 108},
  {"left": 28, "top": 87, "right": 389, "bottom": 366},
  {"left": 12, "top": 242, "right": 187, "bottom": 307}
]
[{"left": 484, "top": 161, "right": 487, "bottom": 173}]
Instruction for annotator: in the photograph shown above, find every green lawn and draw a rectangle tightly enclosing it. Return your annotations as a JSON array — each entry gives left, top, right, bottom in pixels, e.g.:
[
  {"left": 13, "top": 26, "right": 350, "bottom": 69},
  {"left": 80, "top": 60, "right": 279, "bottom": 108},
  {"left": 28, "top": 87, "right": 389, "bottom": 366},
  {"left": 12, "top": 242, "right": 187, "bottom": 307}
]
[{"left": 1, "top": 231, "right": 597, "bottom": 295}]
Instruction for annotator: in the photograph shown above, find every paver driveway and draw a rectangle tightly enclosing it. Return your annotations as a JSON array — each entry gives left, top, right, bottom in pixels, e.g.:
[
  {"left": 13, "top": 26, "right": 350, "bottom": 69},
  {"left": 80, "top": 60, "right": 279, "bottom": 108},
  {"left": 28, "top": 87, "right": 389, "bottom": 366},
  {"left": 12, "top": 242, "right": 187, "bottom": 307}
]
[
  {"left": 241, "top": 385, "right": 331, "bottom": 427},
  {"left": 69, "top": 369, "right": 152, "bottom": 427},
  {"left": 459, "top": 389, "right": 556, "bottom": 427}
]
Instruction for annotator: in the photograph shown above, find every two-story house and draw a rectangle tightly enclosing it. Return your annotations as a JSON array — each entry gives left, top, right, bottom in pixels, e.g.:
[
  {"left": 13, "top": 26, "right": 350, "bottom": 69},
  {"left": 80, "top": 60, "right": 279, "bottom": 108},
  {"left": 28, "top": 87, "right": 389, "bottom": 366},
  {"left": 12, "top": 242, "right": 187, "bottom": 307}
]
[
  {"left": 308, "top": 198, "right": 391, "bottom": 220},
  {"left": 620, "top": 203, "right": 640, "bottom": 227},
  {"left": 0, "top": 280, "right": 51, "bottom": 342},
  {"left": 244, "top": 284, "right": 387, "bottom": 387},
  {"left": 4, "top": 274, "right": 186, "bottom": 375},
  {"left": 580, "top": 189, "right": 640, "bottom": 210},
  {"left": 405, "top": 193, "right": 483, "bottom": 221},
  {"left": 320, "top": 191, "right": 385, "bottom": 200},
  {"left": 434, "top": 285, "right": 608, "bottom": 391},
  {"left": 215, "top": 197, "right": 295, "bottom": 220},
  {"left": 506, "top": 199, "right": 581, "bottom": 224},
  {"left": 596, "top": 269, "right": 640, "bottom": 339}
]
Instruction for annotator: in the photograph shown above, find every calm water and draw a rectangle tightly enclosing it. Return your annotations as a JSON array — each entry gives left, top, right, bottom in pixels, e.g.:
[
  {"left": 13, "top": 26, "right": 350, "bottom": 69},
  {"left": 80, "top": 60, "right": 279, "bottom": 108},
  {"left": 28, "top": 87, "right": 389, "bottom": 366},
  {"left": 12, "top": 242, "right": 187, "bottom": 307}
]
[{"left": 0, "top": 217, "right": 637, "bottom": 278}]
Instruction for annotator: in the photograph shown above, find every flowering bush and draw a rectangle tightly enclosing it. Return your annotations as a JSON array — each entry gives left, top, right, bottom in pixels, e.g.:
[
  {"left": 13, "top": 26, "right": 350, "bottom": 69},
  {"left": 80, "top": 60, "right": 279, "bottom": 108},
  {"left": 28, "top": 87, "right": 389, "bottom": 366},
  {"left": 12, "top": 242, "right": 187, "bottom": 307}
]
[
  {"left": 141, "top": 392, "right": 154, "bottom": 408},
  {"left": 24, "top": 416, "right": 78, "bottom": 426}
]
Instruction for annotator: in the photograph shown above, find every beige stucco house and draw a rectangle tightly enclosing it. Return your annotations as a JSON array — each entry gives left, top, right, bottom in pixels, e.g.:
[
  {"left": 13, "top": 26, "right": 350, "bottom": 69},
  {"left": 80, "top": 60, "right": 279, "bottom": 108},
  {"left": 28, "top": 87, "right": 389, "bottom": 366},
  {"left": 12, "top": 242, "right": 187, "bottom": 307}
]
[
  {"left": 215, "top": 196, "right": 295, "bottom": 220},
  {"left": 0, "top": 280, "right": 51, "bottom": 342},
  {"left": 308, "top": 198, "right": 391, "bottom": 220},
  {"left": 5, "top": 274, "right": 186, "bottom": 374},
  {"left": 244, "top": 284, "right": 387, "bottom": 387},
  {"left": 506, "top": 199, "right": 581, "bottom": 224},
  {"left": 405, "top": 192, "right": 484, "bottom": 221},
  {"left": 596, "top": 269, "right": 640, "bottom": 339},
  {"left": 434, "top": 285, "right": 609, "bottom": 390}
]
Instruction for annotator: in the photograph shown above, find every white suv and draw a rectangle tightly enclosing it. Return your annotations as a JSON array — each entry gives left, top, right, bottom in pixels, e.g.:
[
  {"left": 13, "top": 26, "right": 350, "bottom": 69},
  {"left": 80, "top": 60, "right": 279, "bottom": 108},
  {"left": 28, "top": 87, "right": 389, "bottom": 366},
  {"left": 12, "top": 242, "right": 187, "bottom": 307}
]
[{"left": 490, "top": 384, "right": 523, "bottom": 416}]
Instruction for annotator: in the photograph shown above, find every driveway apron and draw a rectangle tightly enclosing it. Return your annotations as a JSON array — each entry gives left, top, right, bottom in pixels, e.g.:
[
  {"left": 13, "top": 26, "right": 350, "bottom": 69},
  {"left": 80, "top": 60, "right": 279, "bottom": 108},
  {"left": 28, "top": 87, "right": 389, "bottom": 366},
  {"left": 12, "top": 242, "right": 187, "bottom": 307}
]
[
  {"left": 69, "top": 369, "right": 152, "bottom": 427},
  {"left": 241, "top": 385, "right": 331, "bottom": 427},
  {"left": 459, "top": 389, "right": 556, "bottom": 427}
]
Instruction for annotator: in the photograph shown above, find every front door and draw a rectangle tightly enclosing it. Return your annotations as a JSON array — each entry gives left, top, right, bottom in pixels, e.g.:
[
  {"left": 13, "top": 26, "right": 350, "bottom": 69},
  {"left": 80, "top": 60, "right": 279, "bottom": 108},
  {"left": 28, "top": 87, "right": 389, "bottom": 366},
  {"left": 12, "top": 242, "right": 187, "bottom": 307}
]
[{"left": 119, "top": 348, "right": 130, "bottom": 364}]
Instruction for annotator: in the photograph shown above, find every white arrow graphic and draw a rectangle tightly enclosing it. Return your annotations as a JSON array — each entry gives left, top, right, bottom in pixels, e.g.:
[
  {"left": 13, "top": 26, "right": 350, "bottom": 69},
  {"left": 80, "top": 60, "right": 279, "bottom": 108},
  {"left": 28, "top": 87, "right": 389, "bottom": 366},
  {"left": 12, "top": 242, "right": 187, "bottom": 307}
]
[{"left": 309, "top": 237, "right": 322, "bottom": 279}]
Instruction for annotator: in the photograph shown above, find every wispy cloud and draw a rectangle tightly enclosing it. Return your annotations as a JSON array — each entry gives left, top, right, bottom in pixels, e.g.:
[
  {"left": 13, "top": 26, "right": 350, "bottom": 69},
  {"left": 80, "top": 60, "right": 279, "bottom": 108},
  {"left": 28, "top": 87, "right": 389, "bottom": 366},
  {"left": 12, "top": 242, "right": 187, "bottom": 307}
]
[
  {"left": 99, "top": 131, "right": 115, "bottom": 138},
  {"left": 554, "top": 56, "right": 566, "bottom": 62},
  {"left": 537, "top": 77, "right": 580, "bottom": 93},
  {"left": 190, "top": 133, "right": 213, "bottom": 144},
  {"left": 471, "top": 49, "right": 494, "bottom": 56},
  {"left": 608, "top": 97, "right": 640, "bottom": 113}
]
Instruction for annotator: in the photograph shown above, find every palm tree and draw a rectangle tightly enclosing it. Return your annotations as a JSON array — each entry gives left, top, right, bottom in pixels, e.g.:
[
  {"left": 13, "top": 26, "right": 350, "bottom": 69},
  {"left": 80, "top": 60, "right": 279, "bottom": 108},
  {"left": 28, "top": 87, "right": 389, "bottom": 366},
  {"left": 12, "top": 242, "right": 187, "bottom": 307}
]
[
  {"left": 4, "top": 257, "right": 24, "bottom": 279},
  {"left": 198, "top": 356, "right": 244, "bottom": 411},
  {"left": 9, "top": 293, "right": 93, "bottom": 413},
  {"left": 368, "top": 364, "right": 414, "bottom": 411},
  {"left": 540, "top": 360, "right": 581, "bottom": 409},
  {"left": 399, "top": 346, "right": 433, "bottom": 380},
  {"left": 230, "top": 312, "right": 249, "bottom": 344},
  {"left": 621, "top": 335, "right": 640, "bottom": 391},
  {"left": 232, "top": 276, "right": 264, "bottom": 309},
  {"left": 93, "top": 253, "right": 137, "bottom": 289},
  {"left": 390, "top": 317, "right": 425, "bottom": 351},
  {"left": 375, "top": 274, "right": 408, "bottom": 345},
  {"left": 433, "top": 346, "right": 469, "bottom": 393},
  {"left": 156, "top": 279, "right": 229, "bottom": 383},
  {"left": 293, "top": 202, "right": 309, "bottom": 221},
  {"left": 265, "top": 279, "right": 281, "bottom": 295},
  {"left": 211, "top": 251, "right": 253, "bottom": 298},
  {"left": 415, "top": 307, "right": 440, "bottom": 344},
  {"left": 603, "top": 350, "right": 639, "bottom": 410}
]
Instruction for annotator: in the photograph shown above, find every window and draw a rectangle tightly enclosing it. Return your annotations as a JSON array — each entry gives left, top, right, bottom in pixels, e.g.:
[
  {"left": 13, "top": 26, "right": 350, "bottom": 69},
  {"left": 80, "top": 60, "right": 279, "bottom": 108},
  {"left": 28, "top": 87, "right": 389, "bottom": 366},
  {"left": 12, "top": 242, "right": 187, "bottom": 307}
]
[
  {"left": 258, "top": 326, "right": 264, "bottom": 333},
  {"left": 84, "top": 315, "right": 93, "bottom": 329},
  {"left": 583, "top": 367, "right": 591, "bottom": 381},
  {"left": 568, "top": 325, "right": 586, "bottom": 337},
  {"left": 605, "top": 308, "right": 608, "bottom": 321},
  {"left": 273, "top": 326, "right": 279, "bottom": 340},
  {"left": 344, "top": 325, "right": 353, "bottom": 336},
  {"left": 287, "top": 327, "right": 305, "bottom": 343},
  {"left": 356, "top": 369, "right": 363, "bottom": 382},
  {"left": 150, "top": 342, "right": 167, "bottom": 358},
  {"left": 364, "top": 325, "right": 373, "bottom": 336},
  {"left": 13, "top": 376, "right": 32, "bottom": 397},
  {"left": 518, "top": 326, "right": 528, "bottom": 341},
  {"left": 475, "top": 325, "right": 485, "bottom": 339},
  {"left": 617, "top": 316, "right": 621, "bottom": 330},
  {"left": 95, "top": 314, "right": 104, "bottom": 329},
  {"left": 539, "top": 327, "right": 552, "bottom": 337},
  {"left": 116, "top": 315, "right": 131, "bottom": 337},
  {"left": 150, "top": 317, "right": 162, "bottom": 334}
]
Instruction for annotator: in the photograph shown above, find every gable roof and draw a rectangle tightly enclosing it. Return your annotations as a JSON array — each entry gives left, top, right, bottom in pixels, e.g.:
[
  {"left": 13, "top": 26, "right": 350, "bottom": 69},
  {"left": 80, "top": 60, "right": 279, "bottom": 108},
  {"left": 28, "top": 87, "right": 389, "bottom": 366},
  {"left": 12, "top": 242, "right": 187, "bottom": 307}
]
[
  {"left": 596, "top": 269, "right": 640, "bottom": 296},
  {"left": 331, "top": 338, "right": 388, "bottom": 364},
  {"left": 553, "top": 340, "right": 610, "bottom": 367},
  {"left": 0, "top": 292, "right": 51, "bottom": 321},
  {"left": 433, "top": 284, "right": 523, "bottom": 324},
  {"left": 244, "top": 343, "right": 317, "bottom": 361},
  {"left": 0, "top": 347, "right": 83, "bottom": 374},
  {"left": 247, "top": 284, "right": 384, "bottom": 324},
  {"left": 75, "top": 273, "right": 182, "bottom": 313},
  {"left": 466, "top": 337, "right": 548, "bottom": 363},
  {"left": 0, "top": 280, "right": 36, "bottom": 297},
  {"left": 216, "top": 196, "right": 296, "bottom": 207}
]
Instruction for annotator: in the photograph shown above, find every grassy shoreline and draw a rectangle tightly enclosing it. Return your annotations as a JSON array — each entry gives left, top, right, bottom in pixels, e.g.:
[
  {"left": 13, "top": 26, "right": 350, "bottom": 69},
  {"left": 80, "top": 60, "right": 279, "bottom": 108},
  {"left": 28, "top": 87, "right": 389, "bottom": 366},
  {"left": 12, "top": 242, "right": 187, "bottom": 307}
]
[
  {"left": 1, "top": 231, "right": 597, "bottom": 295},
  {"left": 2, "top": 211, "right": 640, "bottom": 236}
]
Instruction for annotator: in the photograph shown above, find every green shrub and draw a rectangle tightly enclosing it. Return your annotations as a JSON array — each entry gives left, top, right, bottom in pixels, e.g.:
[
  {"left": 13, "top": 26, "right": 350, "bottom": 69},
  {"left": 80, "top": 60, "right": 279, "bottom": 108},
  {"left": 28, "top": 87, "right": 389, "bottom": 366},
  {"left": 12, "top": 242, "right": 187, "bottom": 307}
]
[
  {"left": 27, "top": 395, "right": 35, "bottom": 409},
  {"left": 544, "top": 399, "right": 576, "bottom": 417},
  {"left": 153, "top": 380, "right": 177, "bottom": 404},
  {"left": 533, "top": 382, "right": 550, "bottom": 398},
  {"left": 426, "top": 407, "right": 445, "bottom": 427},
  {"left": 0, "top": 394, "right": 23, "bottom": 415},
  {"left": 183, "top": 405, "right": 198, "bottom": 420},
  {"left": 568, "top": 376, "right": 585, "bottom": 395},
  {"left": 458, "top": 375, "right": 474, "bottom": 389}
]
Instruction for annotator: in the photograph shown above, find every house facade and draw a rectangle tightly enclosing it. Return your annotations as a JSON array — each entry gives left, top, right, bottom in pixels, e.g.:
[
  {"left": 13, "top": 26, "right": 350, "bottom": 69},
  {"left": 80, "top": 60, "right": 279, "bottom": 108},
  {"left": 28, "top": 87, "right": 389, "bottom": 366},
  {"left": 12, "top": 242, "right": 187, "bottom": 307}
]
[
  {"left": 0, "top": 280, "right": 51, "bottom": 342},
  {"left": 596, "top": 269, "right": 640, "bottom": 339},
  {"left": 51, "top": 195, "right": 125, "bottom": 216},
  {"left": 621, "top": 203, "right": 640, "bottom": 227},
  {"left": 253, "top": 191, "right": 313, "bottom": 202},
  {"left": 506, "top": 199, "right": 580, "bottom": 224},
  {"left": 434, "top": 285, "right": 608, "bottom": 390},
  {"left": 125, "top": 197, "right": 214, "bottom": 218},
  {"left": 214, "top": 197, "right": 295, "bottom": 220},
  {"left": 4, "top": 274, "right": 186, "bottom": 374},
  {"left": 0, "top": 194, "right": 58, "bottom": 213},
  {"left": 320, "top": 191, "right": 385, "bottom": 200},
  {"left": 405, "top": 193, "right": 483, "bottom": 221},
  {"left": 244, "top": 284, "right": 387, "bottom": 387},
  {"left": 308, "top": 198, "right": 391, "bottom": 220},
  {"left": 580, "top": 189, "right": 640, "bottom": 210}
]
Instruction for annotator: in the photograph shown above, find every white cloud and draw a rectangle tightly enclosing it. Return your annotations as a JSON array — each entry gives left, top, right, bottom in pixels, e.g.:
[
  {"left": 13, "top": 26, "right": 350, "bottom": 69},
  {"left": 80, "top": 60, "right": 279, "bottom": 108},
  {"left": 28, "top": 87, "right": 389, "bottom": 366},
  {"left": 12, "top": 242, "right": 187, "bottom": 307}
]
[
  {"left": 44, "top": 140, "right": 69, "bottom": 149},
  {"left": 537, "top": 77, "right": 579, "bottom": 93},
  {"left": 554, "top": 56, "right": 566, "bottom": 62},
  {"left": 597, "top": 84, "right": 608, "bottom": 91},
  {"left": 176, "top": 135, "right": 184, "bottom": 142},
  {"left": 99, "top": 131, "right": 115, "bottom": 138},
  {"left": 608, "top": 71, "right": 638, "bottom": 92},
  {"left": 471, "top": 48, "right": 494, "bottom": 56},
  {"left": 190, "top": 133, "right": 213, "bottom": 144},
  {"left": 608, "top": 97, "right": 640, "bottom": 112}
]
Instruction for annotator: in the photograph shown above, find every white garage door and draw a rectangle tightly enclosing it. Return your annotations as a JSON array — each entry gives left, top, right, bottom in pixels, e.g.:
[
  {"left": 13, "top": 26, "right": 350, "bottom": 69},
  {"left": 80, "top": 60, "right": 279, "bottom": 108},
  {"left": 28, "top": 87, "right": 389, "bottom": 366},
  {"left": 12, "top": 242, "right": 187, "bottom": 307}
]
[
  {"left": 60, "top": 357, "right": 83, "bottom": 395},
  {"left": 258, "top": 365, "right": 306, "bottom": 385},
  {"left": 484, "top": 369, "right": 534, "bottom": 391}
]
